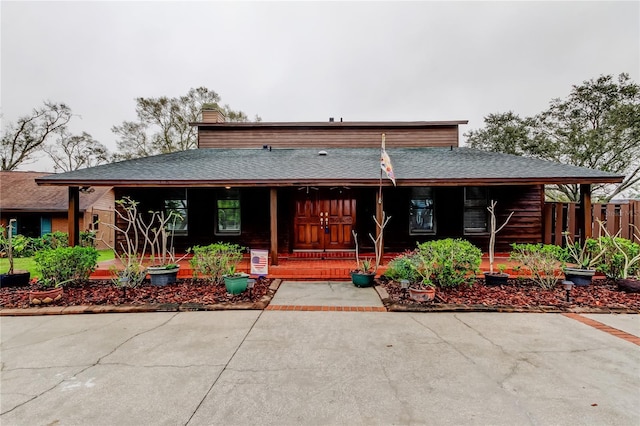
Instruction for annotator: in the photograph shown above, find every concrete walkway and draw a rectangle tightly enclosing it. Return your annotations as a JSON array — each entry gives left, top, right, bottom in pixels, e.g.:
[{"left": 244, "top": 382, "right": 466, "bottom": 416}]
[
  {"left": 1, "top": 308, "right": 638, "bottom": 425},
  {"left": 268, "top": 280, "right": 385, "bottom": 310}
]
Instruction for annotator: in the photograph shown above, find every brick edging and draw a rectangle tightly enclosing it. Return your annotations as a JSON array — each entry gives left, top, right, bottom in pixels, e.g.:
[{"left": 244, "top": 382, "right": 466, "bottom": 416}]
[
  {"left": 563, "top": 313, "right": 640, "bottom": 346},
  {"left": 265, "top": 305, "right": 386, "bottom": 312}
]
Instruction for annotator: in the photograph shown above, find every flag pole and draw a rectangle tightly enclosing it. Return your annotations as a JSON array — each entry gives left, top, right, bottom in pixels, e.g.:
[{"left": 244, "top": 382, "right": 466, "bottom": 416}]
[{"left": 379, "top": 133, "right": 385, "bottom": 204}]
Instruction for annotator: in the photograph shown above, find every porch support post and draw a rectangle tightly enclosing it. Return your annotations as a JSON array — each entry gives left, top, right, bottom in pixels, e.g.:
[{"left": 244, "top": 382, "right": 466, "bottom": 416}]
[
  {"left": 68, "top": 186, "right": 80, "bottom": 247},
  {"left": 270, "top": 188, "right": 278, "bottom": 265},
  {"left": 580, "top": 184, "right": 592, "bottom": 240},
  {"left": 376, "top": 189, "right": 384, "bottom": 259}
]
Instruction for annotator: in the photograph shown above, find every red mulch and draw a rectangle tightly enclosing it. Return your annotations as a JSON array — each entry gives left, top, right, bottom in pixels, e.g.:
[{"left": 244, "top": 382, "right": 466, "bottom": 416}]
[
  {"left": 0, "top": 277, "right": 272, "bottom": 309},
  {"left": 381, "top": 278, "right": 640, "bottom": 310}
]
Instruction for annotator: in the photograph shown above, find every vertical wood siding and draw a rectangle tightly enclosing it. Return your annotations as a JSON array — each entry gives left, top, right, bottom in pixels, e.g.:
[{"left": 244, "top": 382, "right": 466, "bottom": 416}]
[{"left": 198, "top": 126, "right": 459, "bottom": 149}]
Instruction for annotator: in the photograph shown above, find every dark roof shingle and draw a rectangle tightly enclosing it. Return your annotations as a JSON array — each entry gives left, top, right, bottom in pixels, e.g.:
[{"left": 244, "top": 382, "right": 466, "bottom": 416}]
[{"left": 35, "top": 147, "right": 623, "bottom": 187}]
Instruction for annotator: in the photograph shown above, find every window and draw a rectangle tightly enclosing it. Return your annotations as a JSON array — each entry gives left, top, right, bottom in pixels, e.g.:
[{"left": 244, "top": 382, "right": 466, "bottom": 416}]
[
  {"left": 410, "top": 187, "right": 435, "bottom": 235},
  {"left": 91, "top": 214, "right": 99, "bottom": 230},
  {"left": 164, "top": 190, "right": 188, "bottom": 236},
  {"left": 216, "top": 189, "right": 240, "bottom": 235},
  {"left": 464, "top": 187, "right": 488, "bottom": 234}
]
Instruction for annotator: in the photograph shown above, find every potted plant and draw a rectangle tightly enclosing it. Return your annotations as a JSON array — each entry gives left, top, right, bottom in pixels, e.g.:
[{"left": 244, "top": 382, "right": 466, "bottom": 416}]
[
  {"left": 222, "top": 263, "right": 249, "bottom": 295},
  {"left": 100, "top": 198, "right": 150, "bottom": 292},
  {"left": 0, "top": 221, "right": 31, "bottom": 287},
  {"left": 30, "top": 245, "right": 98, "bottom": 305},
  {"left": 101, "top": 198, "right": 189, "bottom": 288},
  {"left": 484, "top": 200, "right": 513, "bottom": 286},
  {"left": 28, "top": 278, "right": 65, "bottom": 305},
  {"left": 351, "top": 257, "right": 375, "bottom": 287},
  {"left": 350, "top": 211, "right": 391, "bottom": 287},
  {"left": 560, "top": 232, "right": 604, "bottom": 286},
  {"left": 407, "top": 249, "right": 436, "bottom": 302},
  {"left": 385, "top": 252, "right": 419, "bottom": 289},
  {"left": 142, "top": 209, "right": 188, "bottom": 286}
]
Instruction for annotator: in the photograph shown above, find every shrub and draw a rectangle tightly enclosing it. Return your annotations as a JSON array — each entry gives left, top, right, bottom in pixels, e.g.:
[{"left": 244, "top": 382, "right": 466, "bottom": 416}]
[
  {"left": 7, "top": 234, "right": 39, "bottom": 257},
  {"left": 34, "top": 246, "right": 99, "bottom": 287},
  {"left": 80, "top": 230, "right": 97, "bottom": 248},
  {"left": 509, "top": 243, "right": 564, "bottom": 289},
  {"left": 417, "top": 238, "right": 482, "bottom": 288},
  {"left": 189, "top": 243, "right": 245, "bottom": 284},
  {"left": 591, "top": 236, "right": 640, "bottom": 279},
  {"left": 385, "top": 252, "right": 419, "bottom": 283},
  {"left": 40, "top": 231, "right": 69, "bottom": 249}
]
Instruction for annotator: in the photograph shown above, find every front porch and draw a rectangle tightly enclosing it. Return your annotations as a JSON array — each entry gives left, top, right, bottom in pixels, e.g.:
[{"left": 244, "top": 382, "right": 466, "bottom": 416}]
[{"left": 90, "top": 252, "right": 520, "bottom": 281}]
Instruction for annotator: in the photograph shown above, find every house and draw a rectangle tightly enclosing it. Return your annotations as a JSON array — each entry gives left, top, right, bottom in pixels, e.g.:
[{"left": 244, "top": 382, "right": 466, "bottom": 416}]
[
  {"left": 0, "top": 171, "right": 115, "bottom": 250},
  {"left": 35, "top": 110, "right": 623, "bottom": 264}
]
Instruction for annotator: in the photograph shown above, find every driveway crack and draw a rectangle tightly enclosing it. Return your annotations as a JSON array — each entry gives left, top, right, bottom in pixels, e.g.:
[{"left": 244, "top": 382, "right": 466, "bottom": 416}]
[
  {"left": 0, "top": 312, "right": 179, "bottom": 416},
  {"left": 184, "top": 310, "right": 264, "bottom": 425}
]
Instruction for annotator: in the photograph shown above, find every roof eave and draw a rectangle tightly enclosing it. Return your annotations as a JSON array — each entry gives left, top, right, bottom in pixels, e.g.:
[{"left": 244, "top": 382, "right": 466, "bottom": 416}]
[
  {"left": 35, "top": 176, "right": 625, "bottom": 188},
  {"left": 189, "top": 120, "right": 469, "bottom": 128}
]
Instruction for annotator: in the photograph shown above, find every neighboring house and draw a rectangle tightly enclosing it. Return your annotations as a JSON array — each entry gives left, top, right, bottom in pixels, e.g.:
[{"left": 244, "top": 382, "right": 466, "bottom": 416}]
[
  {"left": 0, "top": 171, "right": 115, "bottom": 250},
  {"left": 36, "top": 109, "right": 623, "bottom": 264}
]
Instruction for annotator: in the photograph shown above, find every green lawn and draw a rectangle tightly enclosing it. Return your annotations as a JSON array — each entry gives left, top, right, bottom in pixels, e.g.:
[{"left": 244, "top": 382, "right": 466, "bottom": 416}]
[{"left": 0, "top": 249, "right": 114, "bottom": 278}]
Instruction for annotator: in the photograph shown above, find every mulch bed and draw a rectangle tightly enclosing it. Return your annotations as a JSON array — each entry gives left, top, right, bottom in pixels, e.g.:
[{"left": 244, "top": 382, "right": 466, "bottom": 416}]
[
  {"left": 380, "top": 278, "right": 640, "bottom": 312},
  {"left": 0, "top": 277, "right": 274, "bottom": 310}
]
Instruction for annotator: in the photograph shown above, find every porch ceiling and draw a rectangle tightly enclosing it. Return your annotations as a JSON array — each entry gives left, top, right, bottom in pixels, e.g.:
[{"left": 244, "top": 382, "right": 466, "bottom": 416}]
[{"left": 35, "top": 147, "right": 623, "bottom": 187}]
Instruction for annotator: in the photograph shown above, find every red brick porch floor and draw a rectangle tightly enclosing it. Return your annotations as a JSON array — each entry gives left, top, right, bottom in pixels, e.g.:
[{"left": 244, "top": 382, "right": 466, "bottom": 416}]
[{"left": 91, "top": 253, "right": 525, "bottom": 281}]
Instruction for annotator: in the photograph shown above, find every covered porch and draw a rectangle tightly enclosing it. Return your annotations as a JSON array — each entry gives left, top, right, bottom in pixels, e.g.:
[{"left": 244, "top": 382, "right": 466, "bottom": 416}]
[{"left": 89, "top": 252, "right": 526, "bottom": 281}]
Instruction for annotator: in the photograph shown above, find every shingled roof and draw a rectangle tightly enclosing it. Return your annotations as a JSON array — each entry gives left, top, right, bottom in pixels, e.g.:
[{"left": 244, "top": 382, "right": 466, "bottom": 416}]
[
  {"left": 1, "top": 171, "right": 112, "bottom": 212},
  {"left": 35, "top": 147, "right": 623, "bottom": 187}
]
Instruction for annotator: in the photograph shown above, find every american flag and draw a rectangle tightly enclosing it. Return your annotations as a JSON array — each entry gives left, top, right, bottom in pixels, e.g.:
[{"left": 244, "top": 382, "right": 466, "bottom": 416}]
[
  {"left": 250, "top": 249, "right": 269, "bottom": 275},
  {"left": 252, "top": 256, "right": 267, "bottom": 268}
]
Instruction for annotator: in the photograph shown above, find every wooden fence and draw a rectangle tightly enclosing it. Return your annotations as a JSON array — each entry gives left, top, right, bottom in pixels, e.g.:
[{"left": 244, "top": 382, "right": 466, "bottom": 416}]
[{"left": 544, "top": 200, "right": 640, "bottom": 246}]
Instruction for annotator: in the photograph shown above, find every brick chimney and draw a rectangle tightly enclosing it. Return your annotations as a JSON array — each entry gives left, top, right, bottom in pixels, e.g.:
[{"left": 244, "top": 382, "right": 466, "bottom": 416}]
[{"left": 202, "top": 104, "right": 226, "bottom": 123}]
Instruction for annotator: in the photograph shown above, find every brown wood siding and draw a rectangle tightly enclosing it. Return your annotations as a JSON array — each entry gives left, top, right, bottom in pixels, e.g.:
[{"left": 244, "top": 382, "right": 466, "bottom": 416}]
[
  {"left": 198, "top": 126, "right": 459, "bottom": 149},
  {"left": 115, "top": 187, "right": 274, "bottom": 253},
  {"left": 380, "top": 185, "right": 543, "bottom": 252},
  {"left": 114, "top": 185, "right": 544, "bottom": 255}
]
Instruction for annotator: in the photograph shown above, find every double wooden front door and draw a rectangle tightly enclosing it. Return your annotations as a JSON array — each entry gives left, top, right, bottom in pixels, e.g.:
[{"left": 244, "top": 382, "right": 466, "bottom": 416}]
[{"left": 293, "top": 190, "right": 356, "bottom": 250}]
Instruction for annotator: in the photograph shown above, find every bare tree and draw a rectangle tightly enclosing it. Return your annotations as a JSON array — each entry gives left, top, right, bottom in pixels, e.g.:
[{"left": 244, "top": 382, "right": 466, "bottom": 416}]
[
  {"left": 1, "top": 101, "right": 72, "bottom": 170},
  {"left": 113, "top": 87, "right": 260, "bottom": 159},
  {"left": 44, "top": 129, "right": 110, "bottom": 171}
]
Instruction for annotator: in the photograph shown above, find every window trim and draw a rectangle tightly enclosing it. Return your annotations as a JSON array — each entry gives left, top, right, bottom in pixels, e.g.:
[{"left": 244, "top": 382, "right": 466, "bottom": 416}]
[
  {"left": 215, "top": 189, "right": 241, "bottom": 236},
  {"left": 463, "top": 187, "right": 489, "bottom": 235},
  {"left": 409, "top": 187, "right": 436, "bottom": 236},
  {"left": 164, "top": 190, "right": 188, "bottom": 237}
]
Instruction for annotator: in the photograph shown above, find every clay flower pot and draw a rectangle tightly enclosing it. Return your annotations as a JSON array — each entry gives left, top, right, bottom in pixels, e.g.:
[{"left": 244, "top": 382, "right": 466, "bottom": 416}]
[
  {"left": 29, "top": 287, "right": 64, "bottom": 305},
  {"left": 409, "top": 286, "right": 436, "bottom": 302}
]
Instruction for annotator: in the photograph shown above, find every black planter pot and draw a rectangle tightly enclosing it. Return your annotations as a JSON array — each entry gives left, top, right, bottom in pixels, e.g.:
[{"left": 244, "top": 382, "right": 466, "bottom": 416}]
[
  {"left": 351, "top": 271, "right": 375, "bottom": 288},
  {"left": 147, "top": 267, "right": 179, "bottom": 286},
  {"left": 0, "top": 271, "right": 31, "bottom": 287},
  {"left": 617, "top": 278, "right": 640, "bottom": 293},
  {"left": 484, "top": 272, "right": 508, "bottom": 286},
  {"left": 563, "top": 267, "right": 595, "bottom": 286}
]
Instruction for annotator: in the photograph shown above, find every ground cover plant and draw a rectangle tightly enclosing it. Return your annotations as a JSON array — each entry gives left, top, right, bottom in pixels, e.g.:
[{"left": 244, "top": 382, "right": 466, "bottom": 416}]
[
  {"left": 0, "top": 277, "right": 272, "bottom": 309},
  {"left": 380, "top": 277, "right": 640, "bottom": 311}
]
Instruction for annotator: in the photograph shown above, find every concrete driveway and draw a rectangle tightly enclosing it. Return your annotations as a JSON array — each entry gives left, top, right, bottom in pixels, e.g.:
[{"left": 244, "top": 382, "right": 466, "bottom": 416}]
[{"left": 1, "top": 308, "right": 638, "bottom": 426}]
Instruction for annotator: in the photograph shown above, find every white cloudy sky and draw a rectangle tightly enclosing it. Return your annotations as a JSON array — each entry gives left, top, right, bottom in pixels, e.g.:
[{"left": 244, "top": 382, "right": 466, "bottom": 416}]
[{"left": 1, "top": 1, "right": 638, "bottom": 172}]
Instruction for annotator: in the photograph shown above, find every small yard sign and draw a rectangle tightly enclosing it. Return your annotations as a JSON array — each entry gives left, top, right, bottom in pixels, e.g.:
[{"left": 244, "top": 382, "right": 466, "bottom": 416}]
[{"left": 250, "top": 249, "right": 269, "bottom": 275}]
